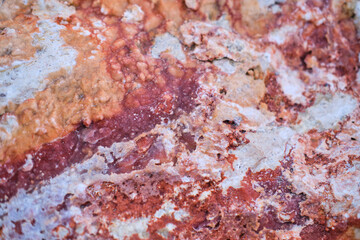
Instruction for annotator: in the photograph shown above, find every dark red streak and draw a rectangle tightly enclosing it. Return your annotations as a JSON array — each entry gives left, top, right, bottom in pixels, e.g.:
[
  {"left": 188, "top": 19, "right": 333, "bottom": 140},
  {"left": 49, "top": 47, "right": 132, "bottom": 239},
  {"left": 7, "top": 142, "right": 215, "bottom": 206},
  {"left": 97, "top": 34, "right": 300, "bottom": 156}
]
[{"left": 0, "top": 63, "right": 202, "bottom": 203}]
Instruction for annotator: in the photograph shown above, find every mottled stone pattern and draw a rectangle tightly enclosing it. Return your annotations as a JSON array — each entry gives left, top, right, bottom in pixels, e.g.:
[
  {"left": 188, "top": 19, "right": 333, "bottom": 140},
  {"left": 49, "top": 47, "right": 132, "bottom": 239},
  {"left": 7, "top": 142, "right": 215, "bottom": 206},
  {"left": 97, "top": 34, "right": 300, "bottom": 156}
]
[{"left": 0, "top": 0, "right": 360, "bottom": 239}]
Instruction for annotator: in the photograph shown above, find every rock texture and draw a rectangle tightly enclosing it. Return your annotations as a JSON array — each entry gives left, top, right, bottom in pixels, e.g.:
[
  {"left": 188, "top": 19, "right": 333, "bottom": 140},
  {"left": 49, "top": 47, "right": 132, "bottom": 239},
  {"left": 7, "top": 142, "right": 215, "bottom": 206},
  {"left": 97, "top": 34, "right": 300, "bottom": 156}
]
[{"left": 0, "top": 0, "right": 360, "bottom": 239}]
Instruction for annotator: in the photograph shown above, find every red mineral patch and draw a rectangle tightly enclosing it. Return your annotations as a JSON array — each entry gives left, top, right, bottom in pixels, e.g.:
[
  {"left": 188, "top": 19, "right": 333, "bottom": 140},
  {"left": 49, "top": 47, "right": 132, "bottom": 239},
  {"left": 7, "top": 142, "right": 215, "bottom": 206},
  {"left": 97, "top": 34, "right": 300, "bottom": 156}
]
[{"left": 0, "top": 14, "right": 204, "bottom": 201}]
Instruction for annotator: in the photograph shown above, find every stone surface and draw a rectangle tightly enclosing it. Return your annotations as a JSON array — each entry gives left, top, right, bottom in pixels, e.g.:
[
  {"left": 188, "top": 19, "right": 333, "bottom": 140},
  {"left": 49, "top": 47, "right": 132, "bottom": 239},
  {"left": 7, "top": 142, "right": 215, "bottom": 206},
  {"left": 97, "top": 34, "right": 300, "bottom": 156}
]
[{"left": 0, "top": 0, "right": 360, "bottom": 239}]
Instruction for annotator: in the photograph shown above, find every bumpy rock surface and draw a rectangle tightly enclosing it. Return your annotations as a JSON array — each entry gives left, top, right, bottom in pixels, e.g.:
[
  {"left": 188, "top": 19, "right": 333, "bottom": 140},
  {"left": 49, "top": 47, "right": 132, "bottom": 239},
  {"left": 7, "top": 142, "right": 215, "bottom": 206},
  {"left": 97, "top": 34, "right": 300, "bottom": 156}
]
[{"left": 0, "top": 0, "right": 360, "bottom": 239}]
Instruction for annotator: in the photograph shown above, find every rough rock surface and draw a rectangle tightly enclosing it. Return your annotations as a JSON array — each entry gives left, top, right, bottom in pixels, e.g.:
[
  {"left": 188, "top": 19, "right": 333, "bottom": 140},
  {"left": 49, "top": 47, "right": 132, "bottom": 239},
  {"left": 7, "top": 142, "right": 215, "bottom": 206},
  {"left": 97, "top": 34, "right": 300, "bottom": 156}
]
[{"left": 0, "top": 0, "right": 360, "bottom": 239}]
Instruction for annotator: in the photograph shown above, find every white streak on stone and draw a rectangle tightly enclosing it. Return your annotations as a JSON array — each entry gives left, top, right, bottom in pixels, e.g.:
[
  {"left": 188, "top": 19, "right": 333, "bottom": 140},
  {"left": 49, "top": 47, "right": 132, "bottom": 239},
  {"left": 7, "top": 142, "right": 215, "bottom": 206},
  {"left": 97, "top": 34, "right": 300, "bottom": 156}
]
[
  {"left": 151, "top": 33, "right": 186, "bottom": 62},
  {"left": 0, "top": 19, "right": 77, "bottom": 109},
  {"left": 109, "top": 217, "right": 150, "bottom": 240},
  {"left": 297, "top": 93, "right": 358, "bottom": 132}
]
